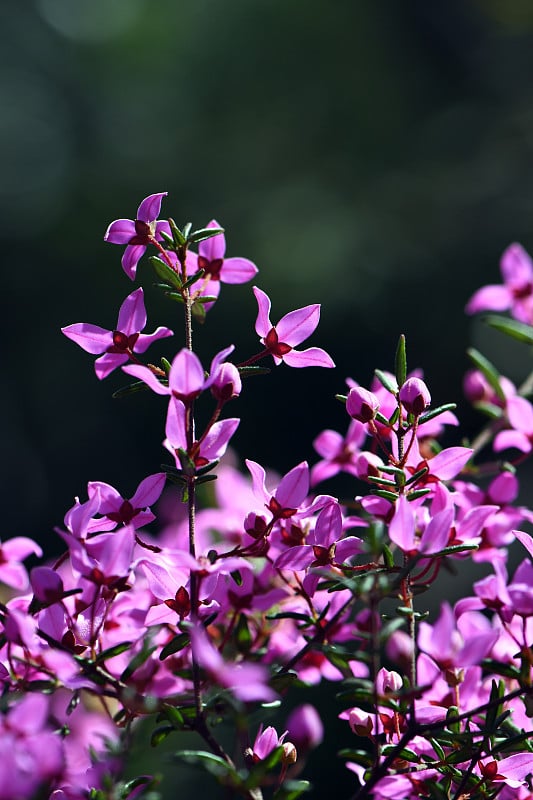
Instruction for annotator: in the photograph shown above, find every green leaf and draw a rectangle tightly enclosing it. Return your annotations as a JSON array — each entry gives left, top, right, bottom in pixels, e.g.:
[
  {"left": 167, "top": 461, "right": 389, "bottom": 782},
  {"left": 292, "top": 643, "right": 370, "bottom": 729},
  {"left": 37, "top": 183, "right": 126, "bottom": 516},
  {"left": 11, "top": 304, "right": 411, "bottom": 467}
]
[
  {"left": 120, "top": 642, "right": 158, "bottom": 682},
  {"left": 235, "top": 613, "right": 252, "bottom": 653},
  {"left": 173, "top": 749, "right": 241, "bottom": 782},
  {"left": 484, "top": 314, "right": 533, "bottom": 345},
  {"left": 119, "top": 775, "right": 157, "bottom": 799},
  {"left": 95, "top": 641, "right": 132, "bottom": 663},
  {"left": 149, "top": 255, "right": 183, "bottom": 290},
  {"left": 159, "top": 633, "right": 190, "bottom": 661},
  {"left": 273, "top": 780, "right": 312, "bottom": 800},
  {"left": 191, "top": 301, "right": 207, "bottom": 324},
  {"left": 161, "top": 704, "right": 185, "bottom": 729},
  {"left": 238, "top": 366, "right": 272, "bottom": 378},
  {"left": 335, "top": 393, "right": 347, "bottom": 404},
  {"left": 195, "top": 474, "right": 218, "bottom": 486},
  {"left": 151, "top": 723, "right": 175, "bottom": 747},
  {"left": 112, "top": 380, "right": 156, "bottom": 399},
  {"left": 375, "top": 369, "right": 398, "bottom": 395},
  {"left": 395, "top": 334, "right": 407, "bottom": 388},
  {"left": 466, "top": 347, "right": 506, "bottom": 402},
  {"left": 187, "top": 226, "right": 225, "bottom": 244},
  {"left": 418, "top": 403, "right": 457, "bottom": 425},
  {"left": 168, "top": 218, "right": 187, "bottom": 246}
]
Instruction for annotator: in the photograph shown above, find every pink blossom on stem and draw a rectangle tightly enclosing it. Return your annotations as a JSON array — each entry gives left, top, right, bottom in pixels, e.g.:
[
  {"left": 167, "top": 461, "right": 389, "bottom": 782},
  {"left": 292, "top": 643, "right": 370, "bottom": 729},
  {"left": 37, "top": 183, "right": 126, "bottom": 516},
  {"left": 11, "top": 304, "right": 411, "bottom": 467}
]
[
  {"left": 62, "top": 288, "right": 173, "bottom": 379},
  {"left": 465, "top": 243, "right": 533, "bottom": 324},
  {"left": 104, "top": 192, "right": 172, "bottom": 279},
  {"left": 186, "top": 219, "right": 259, "bottom": 306},
  {"left": 0, "top": 536, "right": 42, "bottom": 591},
  {"left": 310, "top": 420, "right": 367, "bottom": 485},
  {"left": 253, "top": 286, "right": 335, "bottom": 368}
]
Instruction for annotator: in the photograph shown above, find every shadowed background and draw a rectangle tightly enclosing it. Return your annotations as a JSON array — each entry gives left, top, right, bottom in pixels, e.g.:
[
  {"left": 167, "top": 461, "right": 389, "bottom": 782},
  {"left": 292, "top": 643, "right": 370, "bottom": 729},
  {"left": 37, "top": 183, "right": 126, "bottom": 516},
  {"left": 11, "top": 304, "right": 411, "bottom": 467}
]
[{"left": 3, "top": 1, "right": 533, "bottom": 796}]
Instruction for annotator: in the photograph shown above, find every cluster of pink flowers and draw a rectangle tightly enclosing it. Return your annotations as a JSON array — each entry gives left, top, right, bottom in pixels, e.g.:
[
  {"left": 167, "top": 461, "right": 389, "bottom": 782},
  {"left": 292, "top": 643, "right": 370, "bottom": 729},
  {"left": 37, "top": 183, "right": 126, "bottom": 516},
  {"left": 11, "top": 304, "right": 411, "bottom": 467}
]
[{"left": 1, "top": 195, "right": 532, "bottom": 799}]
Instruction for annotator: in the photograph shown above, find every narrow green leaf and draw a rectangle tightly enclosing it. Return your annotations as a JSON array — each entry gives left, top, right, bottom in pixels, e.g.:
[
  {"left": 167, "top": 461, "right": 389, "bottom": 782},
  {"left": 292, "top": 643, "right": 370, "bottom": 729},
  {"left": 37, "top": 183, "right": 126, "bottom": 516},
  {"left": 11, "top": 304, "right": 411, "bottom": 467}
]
[
  {"left": 112, "top": 381, "right": 156, "bottom": 399},
  {"left": 95, "top": 641, "right": 131, "bottom": 663},
  {"left": 168, "top": 218, "right": 187, "bottom": 246},
  {"left": 150, "top": 723, "right": 174, "bottom": 747},
  {"left": 418, "top": 403, "right": 457, "bottom": 425},
  {"left": 239, "top": 366, "right": 271, "bottom": 378},
  {"left": 149, "top": 255, "right": 182, "bottom": 290},
  {"left": 188, "top": 226, "right": 225, "bottom": 244},
  {"left": 395, "top": 334, "right": 407, "bottom": 388},
  {"left": 375, "top": 369, "right": 398, "bottom": 395},
  {"left": 174, "top": 749, "right": 240, "bottom": 782},
  {"left": 120, "top": 643, "right": 157, "bottom": 682},
  {"left": 191, "top": 301, "right": 207, "bottom": 324},
  {"left": 273, "top": 780, "right": 311, "bottom": 800},
  {"left": 484, "top": 314, "right": 533, "bottom": 345},
  {"left": 335, "top": 393, "right": 347, "bottom": 404},
  {"left": 159, "top": 633, "right": 190, "bottom": 661},
  {"left": 466, "top": 347, "right": 506, "bottom": 402}
]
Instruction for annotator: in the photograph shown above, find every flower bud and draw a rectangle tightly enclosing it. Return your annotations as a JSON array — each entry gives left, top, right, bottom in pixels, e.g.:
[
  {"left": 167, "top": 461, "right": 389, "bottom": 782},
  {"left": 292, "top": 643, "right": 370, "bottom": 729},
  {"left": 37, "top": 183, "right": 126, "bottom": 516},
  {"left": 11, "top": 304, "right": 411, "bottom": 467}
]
[
  {"left": 210, "top": 362, "right": 242, "bottom": 403},
  {"left": 346, "top": 387, "right": 380, "bottom": 423},
  {"left": 355, "top": 451, "right": 384, "bottom": 480},
  {"left": 399, "top": 377, "right": 431, "bottom": 416},
  {"left": 376, "top": 667, "right": 403, "bottom": 695},
  {"left": 348, "top": 708, "right": 373, "bottom": 737},
  {"left": 282, "top": 742, "right": 298, "bottom": 765},
  {"left": 244, "top": 512, "right": 268, "bottom": 539}
]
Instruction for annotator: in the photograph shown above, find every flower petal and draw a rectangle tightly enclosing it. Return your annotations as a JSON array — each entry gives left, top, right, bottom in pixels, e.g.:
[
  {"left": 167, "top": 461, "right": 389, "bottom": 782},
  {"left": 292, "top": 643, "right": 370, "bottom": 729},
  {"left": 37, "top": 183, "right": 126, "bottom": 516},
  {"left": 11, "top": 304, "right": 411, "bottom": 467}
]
[
  {"left": 61, "top": 323, "right": 112, "bottom": 355},
  {"left": 220, "top": 256, "right": 258, "bottom": 284},
  {"left": 137, "top": 192, "right": 167, "bottom": 223},
  {"left": 116, "top": 287, "right": 147, "bottom": 334},
  {"left": 283, "top": 346, "right": 335, "bottom": 368},
  {"left": 253, "top": 286, "right": 272, "bottom": 338},
  {"left": 104, "top": 218, "right": 135, "bottom": 244},
  {"left": 276, "top": 304, "right": 320, "bottom": 346}
]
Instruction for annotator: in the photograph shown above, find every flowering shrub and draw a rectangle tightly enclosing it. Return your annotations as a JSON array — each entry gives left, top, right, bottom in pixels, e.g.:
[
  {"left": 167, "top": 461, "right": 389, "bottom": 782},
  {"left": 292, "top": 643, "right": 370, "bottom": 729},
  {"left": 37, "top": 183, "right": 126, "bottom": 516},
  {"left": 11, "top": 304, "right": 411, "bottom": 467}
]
[{"left": 2, "top": 195, "right": 533, "bottom": 799}]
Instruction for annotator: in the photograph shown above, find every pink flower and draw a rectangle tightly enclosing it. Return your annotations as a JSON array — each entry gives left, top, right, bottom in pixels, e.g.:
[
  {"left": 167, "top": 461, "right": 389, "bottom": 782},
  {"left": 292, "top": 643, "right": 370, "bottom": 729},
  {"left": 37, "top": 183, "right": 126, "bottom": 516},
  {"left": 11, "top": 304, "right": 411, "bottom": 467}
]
[
  {"left": 250, "top": 724, "right": 288, "bottom": 761},
  {"left": 62, "top": 288, "right": 173, "bottom": 379},
  {"left": 104, "top": 192, "right": 172, "bottom": 279},
  {"left": 253, "top": 286, "right": 335, "bottom": 368},
  {"left": 0, "top": 536, "right": 42, "bottom": 591},
  {"left": 465, "top": 243, "right": 533, "bottom": 324},
  {"left": 185, "top": 219, "right": 258, "bottom": 305}
]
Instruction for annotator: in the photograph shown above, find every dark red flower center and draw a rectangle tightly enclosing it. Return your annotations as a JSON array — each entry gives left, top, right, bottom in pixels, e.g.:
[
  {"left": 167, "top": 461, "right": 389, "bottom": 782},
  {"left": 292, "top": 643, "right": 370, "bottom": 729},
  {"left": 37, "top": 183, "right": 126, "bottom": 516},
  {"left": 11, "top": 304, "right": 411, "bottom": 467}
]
[
  {"left": 109, "top": 330, "right": 139, "bottom": 354},
  {"left": 198, "top": 255, "right": 224, "bottom": 281},
  {"left": 128, "top": 219, "right": 152, "bottom": 245},
  {"left": 107, "top": 500, "right": 140, "bottom": 525},
  {"left": 265, "top": 327, "right": 292, "bottom": 358}
]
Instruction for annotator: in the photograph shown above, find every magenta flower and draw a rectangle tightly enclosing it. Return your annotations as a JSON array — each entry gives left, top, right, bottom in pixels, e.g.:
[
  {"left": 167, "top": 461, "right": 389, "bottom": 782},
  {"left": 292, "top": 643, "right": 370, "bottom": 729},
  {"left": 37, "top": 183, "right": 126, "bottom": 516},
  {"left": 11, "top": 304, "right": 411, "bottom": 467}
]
[
  {"left": 251, "top": 724, "right": 288, "bottom": 761},
  {"left": 465, "top": 242, "right": 533, "bottom": 324},
  {"left": 62, "top": 288, "right": 173, "bottom": 379},
  {"left": 86, "top": 472, "right": 166, "bottom": 531},
  {"left": 0, "top": 537, "right": 42, "bottom": 591},
  {"left": 310, "top": 420, "right": 367, "bottom": 486},
  {"left": 253, "top": 286, "right": 335, "bottom": 368},
  {"left": 124, "top": 345, "right": 235, "bottom": 401},
  {"left": 186, "top": 219, "right": 258, "bottom": 304},
  {"left": 104, "top": 192, "right": 172, "bottom": 279},
  {"left": 164, "top": 398, "right": 240, "bottom": 468}
]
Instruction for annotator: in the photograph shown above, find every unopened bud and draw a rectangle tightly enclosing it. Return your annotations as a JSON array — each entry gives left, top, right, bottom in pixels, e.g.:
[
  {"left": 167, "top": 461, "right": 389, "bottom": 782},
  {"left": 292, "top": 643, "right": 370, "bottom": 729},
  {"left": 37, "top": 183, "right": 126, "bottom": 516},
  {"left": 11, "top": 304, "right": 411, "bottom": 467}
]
[
  {"left": 346, "top": 387, "right": 380, "bottom": 423},
  {"left": 348, "top": 708, "right": 373, "bottom": 737},
  {"left": 399, "top": 377, "right": 431, "bottom": 416},
  {"left": 282, "top": 742, "right": 298, "bottom": 765},
  {"left": 355, "top": 451, "right": 384, "bottom": 480},
  {"left": 244, "top": 512, "right": 268, "bottom": 539}
]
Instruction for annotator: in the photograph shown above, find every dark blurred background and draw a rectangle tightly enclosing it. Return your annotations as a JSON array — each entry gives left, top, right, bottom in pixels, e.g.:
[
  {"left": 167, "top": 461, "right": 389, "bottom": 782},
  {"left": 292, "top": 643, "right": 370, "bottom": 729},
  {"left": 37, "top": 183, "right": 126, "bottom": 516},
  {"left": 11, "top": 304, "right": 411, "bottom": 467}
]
[
  {"left": 5, "top": 0, "right": 533, "bottom": 543},
  {"left": 4, "top": 1, "right": 533, "bottom": 795}
]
